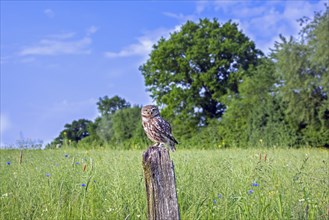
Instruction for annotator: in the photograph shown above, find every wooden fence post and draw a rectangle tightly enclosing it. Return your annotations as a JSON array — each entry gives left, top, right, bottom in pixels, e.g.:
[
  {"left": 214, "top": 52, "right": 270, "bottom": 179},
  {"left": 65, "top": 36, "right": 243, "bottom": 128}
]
[{"left": 142, "top": 146, "right": 180, "bottom": 220}]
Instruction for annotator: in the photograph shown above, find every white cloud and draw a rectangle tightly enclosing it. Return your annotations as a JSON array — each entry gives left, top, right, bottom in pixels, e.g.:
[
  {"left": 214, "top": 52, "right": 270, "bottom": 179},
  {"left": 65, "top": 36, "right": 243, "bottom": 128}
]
[
  {"left": 207, "top": 0, "right": 326, "bottom": 54},
  {"left": 19, "top": 26, "right": 98, "bottom": 56},
  {"left": 105, "top": 27, "right": 176, "bottom": 59},
  {"left": 19, "top": 37, "right": 92, "bottom": 56},
  {"left": 196, "top": 1, "right": 208, "bottom": 14},
  {"left": 105, "top": 36, "right": 154, "bottom": 58},
  {"left": 44, "top": 9, "right": 55, "bottom": 18},
  {"left": 162, "top": 12, "right": 195, "bottom": 22},
  {"left": 87, "top": 26, "right": 99, "bottom": 36},
  {"left": 47, "top": 32, "right": 76, "bottom": 40},
  {"left": 0, "top": 113, "right": 10, "bottom": 136}
]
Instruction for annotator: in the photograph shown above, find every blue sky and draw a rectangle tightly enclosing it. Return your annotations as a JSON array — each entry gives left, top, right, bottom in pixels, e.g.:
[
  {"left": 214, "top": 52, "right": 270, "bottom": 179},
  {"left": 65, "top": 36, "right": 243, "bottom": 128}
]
[{"left": 0, "top": 0, "right": 326, "bottom": 147}]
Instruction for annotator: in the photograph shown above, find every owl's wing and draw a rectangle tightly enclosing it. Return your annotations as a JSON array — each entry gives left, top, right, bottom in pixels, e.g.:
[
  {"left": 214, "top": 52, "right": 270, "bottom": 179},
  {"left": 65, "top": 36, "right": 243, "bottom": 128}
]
[{"left": 154, "top": 117, "right": 178, "bottom": 144}]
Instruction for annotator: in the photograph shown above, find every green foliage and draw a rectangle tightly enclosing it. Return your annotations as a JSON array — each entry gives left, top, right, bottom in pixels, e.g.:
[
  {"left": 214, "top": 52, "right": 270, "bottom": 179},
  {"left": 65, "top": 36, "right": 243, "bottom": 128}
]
[
  {"left": 271, "top": 6, "right": 329, "bottom": 147},
  {"left": 96, "top": 95, "right": 131, "bottom": 116},
  {"left": 108, "top": 106, "right": 149, "bottom": 148},
  {"left": 1, "top": 148, "right": 328, "bottom": 219},
  {"left": 140, "top": 18, "right": 263, "bottom": 126},
  {"left": 218, "top": 59, "right": 296, "bottom": 147},
  {"left": 49, "top": 119, "right": 92, "bottom": 148},
  {"left": 47, "top": 96, "right": 148, "bottom": 149}
]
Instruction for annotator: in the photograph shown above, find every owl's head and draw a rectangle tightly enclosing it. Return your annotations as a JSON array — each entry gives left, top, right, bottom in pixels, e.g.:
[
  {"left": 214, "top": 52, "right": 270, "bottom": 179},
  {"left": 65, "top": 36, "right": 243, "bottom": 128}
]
[{"left": 141, "top": 105, "right": 160, "bottom": 118}]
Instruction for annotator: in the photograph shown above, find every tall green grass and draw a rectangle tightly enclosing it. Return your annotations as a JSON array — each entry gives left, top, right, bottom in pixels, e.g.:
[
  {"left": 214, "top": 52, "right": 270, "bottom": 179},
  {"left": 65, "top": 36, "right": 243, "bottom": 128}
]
[{"left": 1, "top": 148, "right": 328, "bottom": 219}]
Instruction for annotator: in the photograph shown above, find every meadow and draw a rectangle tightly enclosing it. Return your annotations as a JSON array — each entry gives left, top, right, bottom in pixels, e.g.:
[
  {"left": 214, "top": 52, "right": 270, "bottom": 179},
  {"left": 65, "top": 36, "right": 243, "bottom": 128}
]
[{"left": 1, "top": 148, "right": 328, "bottom": 220}]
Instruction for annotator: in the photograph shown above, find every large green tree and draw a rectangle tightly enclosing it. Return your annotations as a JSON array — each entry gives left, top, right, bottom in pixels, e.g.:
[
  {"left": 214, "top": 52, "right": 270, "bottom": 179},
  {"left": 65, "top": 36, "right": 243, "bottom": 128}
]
[
  {"left": 218, "top": 59, "right": 293, "bottom": 147},
  {"left": 51, "top": 119, "right": 92, "bottom": 146},
  {"left": 95, "top": 95, "right": 131, "bottom": 143},
  {"left": 272, "top": 6, "right": 329, "bottom": 146},
  {"left": 140, "top": 18, "right": 263, "bottom": 126},
  {"left": 97, "top": 95, "right": 131, "bottom": 116}
]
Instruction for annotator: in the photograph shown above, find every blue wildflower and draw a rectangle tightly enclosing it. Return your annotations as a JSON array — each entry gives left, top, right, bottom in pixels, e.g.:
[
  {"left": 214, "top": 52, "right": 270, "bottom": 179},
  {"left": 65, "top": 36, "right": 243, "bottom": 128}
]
[
  {"left": 213, "top": 199, "right": 217, "bottom": 204},
  {"left": 75, "top": 162, "right": 80, "bottom": 165},
  {"left": 81, "top": 183, "right": 86, "bottom": 187},
  {"left": 248, "top": 189, "right": 254, "bottom": 194},
  {"left": 252, "top": 182, "right": 259, "bottom": 187},
  {"left": 46, "top": 173, "right": 50, "bottom": 177},
  {"left": 94, "top": 180, "right": 96, "bottom": 183},
  {"left": 217, "top": 194, "right": 222, "bottom": 199},
  {"left": 6, "top": 161, "right": 10, "bottom": 165}
]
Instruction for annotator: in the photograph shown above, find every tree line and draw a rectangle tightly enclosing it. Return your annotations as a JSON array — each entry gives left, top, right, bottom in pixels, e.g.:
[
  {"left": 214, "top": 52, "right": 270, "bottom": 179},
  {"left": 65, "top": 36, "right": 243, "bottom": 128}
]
[{"left": 47, "top": 7, "right": 328, "bottom": 149}]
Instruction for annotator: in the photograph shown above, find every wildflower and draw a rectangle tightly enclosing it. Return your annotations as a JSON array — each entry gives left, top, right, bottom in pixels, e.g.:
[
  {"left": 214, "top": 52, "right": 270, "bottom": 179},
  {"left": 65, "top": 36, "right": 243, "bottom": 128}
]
[
  {"left": 46, "top": 173, "right": 50, "bottom": 177},
  {"left": 93, "top": 180, "right": 96, "bottom": 183},
  {"left": 1, "top": 193, "right": 9, "bottom": 198},
  {"left": 213, "top": 199, "right": 217, "bottom": 204},
  {"left": 65, "top": 154, "right": 69, "bottom": 158},
  {"left": 81, "top": 183, "right": 86, "bottom": 187},
  {"left": 6, "top": 161, "right": 10, "bottom": 165},
  {"left": 217, "top": 194, "right": 222, "bottom": 199},
  {"left": 75, "top": 162, "right": 80, "bottom": 165},
  {"left": 252, "top": 182, "right": 259, "bottom": 187},
  {"left": 248, "top": 189, "right": 254, "bottom": 194}
]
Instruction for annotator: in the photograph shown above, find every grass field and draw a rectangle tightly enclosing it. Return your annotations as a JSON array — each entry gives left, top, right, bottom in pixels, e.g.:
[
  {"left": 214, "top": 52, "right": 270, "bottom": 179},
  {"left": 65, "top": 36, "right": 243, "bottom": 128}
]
[{"left": 1, "top": 148, "right": 328, "bottom": 219}]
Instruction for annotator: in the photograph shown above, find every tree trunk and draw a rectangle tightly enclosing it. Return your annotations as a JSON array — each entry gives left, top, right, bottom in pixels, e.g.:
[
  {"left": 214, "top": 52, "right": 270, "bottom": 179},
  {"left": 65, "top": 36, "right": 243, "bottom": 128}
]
[{"left": 142, "top": 146, "right": 180, "bottom": 220}]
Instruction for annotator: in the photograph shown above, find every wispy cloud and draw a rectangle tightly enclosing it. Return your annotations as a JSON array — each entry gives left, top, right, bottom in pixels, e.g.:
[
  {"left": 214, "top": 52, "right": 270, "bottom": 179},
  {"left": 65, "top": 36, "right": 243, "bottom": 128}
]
[
  {"left": 19, "top": 26, "right": 98, "bottom": 56},
  {"left": 0, "top": 113, "right": 11, "bottom": 136},
  {"left": 44, "top": 9, "right": 55, "bottom": 18},
  {"left": 196, "top": 1, "right": 207, "bottom": 14},
  {"left": 209, "top": 0, "right": 325, "bottom": 54},
  {"left": 105, "top": 27, "right": 176, "bottom": 59},
  {"left": 86, "top": 26, "right": 99, "bottom": 36},
  {"left": 46, "top": 32, "right": 76, "bottom": 40},
  {"left": 19, "top": 37, "right": 92, "bottom": 56},
  {"left": 162, "top": 12, "right": 195, "bottom": 22},
  {"left": 105, "top": 36, "right": 153, "bottom": 58}
]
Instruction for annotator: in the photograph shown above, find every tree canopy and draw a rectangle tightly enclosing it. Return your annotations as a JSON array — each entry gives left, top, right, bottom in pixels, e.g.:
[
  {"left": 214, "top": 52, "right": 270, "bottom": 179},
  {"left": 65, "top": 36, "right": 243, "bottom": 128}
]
[
  {"left": 140, "top": 18, "right": 263, "bottom": 126},
  {"left": 51, "top": 119, "right": 92, "bottom": 147},
  {"left": 97, "top": 95, "right": 131, "bottom": 116}
]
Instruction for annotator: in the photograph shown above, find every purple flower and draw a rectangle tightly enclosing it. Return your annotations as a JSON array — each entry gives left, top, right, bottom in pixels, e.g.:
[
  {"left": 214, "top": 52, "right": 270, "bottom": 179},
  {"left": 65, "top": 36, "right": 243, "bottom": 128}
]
[
  {"left": 213, "top": 199, "right": 217, "bottom": 204},
  {"left": 248, "top": 189, "right": 254, "bottom": 194},
  {"left": 217, "top": 194, "right": 222, "bottom": 199},
  {"left": 252, "top": 182, "right": 259, "bottom": 187},
  {"left": 81, "top": 183, "right": 86, "bottom": 187},
  {"left": 6, "top": 161, "right": 10, "bottom": 165},
  {"left": 75, "top": 162, "right": 80, "bottom": 165},
  {"left": 46, "top": 173, "right": 50, "bottom": 177}
]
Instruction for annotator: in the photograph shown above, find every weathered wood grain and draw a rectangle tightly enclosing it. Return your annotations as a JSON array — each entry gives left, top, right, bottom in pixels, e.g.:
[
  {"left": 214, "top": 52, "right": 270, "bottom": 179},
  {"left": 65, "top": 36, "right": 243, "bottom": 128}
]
[{"left": 142, "top": 146, "right": 180, "bottom": 220}]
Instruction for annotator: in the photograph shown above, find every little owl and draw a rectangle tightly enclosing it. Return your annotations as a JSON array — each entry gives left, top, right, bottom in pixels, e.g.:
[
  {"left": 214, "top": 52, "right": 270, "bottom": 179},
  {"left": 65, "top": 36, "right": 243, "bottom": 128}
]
[{"left": 141, "top": 105, "right": 178, "bottom": 151}]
